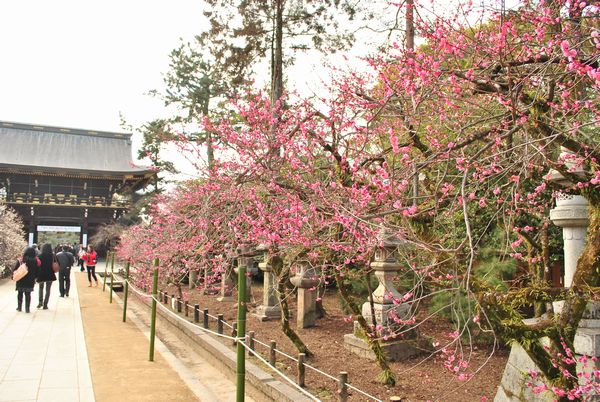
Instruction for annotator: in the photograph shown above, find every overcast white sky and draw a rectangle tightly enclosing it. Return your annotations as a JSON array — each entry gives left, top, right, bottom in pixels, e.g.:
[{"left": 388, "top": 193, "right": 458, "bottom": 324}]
[
  {"left": 0, "top": 0, "right": 351, "bottom": 174},
  {"left": 0, "top": 1, "right": 208, "bottom": 141}
]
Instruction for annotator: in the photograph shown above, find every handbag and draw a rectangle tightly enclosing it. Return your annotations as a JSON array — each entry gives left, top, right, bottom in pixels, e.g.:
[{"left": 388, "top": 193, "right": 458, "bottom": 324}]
[
  {"left": 13, "top": 262, "right": 28, "bottom": 281},
  {"left": 52, "top": 256, "right": 60, "bottom": 273}
]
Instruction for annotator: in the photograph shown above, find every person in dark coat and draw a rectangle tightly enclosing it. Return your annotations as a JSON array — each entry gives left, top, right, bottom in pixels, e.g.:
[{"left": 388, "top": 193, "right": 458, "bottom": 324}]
[
  {"left": 56, "top": 245, "right": 75, "bottom": 297},
  {"left": 37, "top": 243, "right": 57, "bottom": 309},
  {"left": 14, "top": 247, "right": 40, "bottom": 313}
]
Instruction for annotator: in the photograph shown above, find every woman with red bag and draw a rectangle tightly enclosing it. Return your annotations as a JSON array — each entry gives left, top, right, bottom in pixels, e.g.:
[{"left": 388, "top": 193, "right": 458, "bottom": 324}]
[
  {"left": 82, "top": 245, "right": 98, "bottom": 287},
  {"left": 37, "top": 243, "right": 57, "bottom": 310},
  {"left": 14, "top": 246, "right": 40, "bottom": 313}
]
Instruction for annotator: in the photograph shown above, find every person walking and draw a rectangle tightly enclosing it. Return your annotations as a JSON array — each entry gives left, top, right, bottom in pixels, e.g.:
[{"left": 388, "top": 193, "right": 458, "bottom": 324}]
[
  {"left": 82, "top": 245, "right": 98, "bottom": 287},
  {"left": 14, "top": 247, "right": 40, "bottom": 313},
  {"left": 56, "top": 245, "right": 75, "bottom": 297},
  {"left": 37, "top": 243, "right": 57, "bottom": 309}
]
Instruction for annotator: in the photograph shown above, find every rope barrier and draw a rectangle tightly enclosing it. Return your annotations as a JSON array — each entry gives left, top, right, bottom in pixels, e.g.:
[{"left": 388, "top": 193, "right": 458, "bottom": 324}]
[
  {"left": 125, "top": 279, "right": 381, "bottom": 401},
  {"left": 125, "top": 280, "right": 153, "bottom": 299},
  {"left": 302, "top": 362, "right": 338, "bottom": 382},
  {"left": 238, "top": 340, "right": 321, "bottom": 402},
  {"left": 274, "top": 348, "right": 299, "bottom": 363},
  {"left": 252, "top": 337, "right": 271, "bottom": 349},
  {"left": 346, "top": 383, "right": 383, "bottom": 401},
  {"left": 125, "top": 279, "right": 239, "bottom": 341},
  {"left": 152, "top": 296, "right": 240, "bottom": 341},
  {"left": 221, "top": 320, "right": 235, "bottom": 329}
]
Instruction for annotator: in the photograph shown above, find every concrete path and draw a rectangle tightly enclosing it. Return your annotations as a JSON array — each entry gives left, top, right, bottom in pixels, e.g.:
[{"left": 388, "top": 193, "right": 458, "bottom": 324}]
[{"left": 0, "top": 273, "right": 93, "bottom": 402}]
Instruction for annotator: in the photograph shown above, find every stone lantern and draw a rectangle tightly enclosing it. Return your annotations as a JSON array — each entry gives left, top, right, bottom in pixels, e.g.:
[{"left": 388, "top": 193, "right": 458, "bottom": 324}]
[
  {"left": 494, "top": 149, "right": 595, "bottom": 400},
  {"left": 548, "top": 147, "right": 589, "bottom": 288},
  {"left": 344, "top": 230, "right": 422, "bottom": 361},
  {"left": 546, "top": 148, "right": 599, "bottom": 359},
  {"left": 253, "top": 244, "right": 281, "bottom": 321},
  {"left": 290, "top": 260, "right": 320, "bottom": 328},
  {"left": 362, "top": 233, "right": 410, "bottom": 325},
  {"left": 189, "top": 268, "right": 198, "bottom": 290}
]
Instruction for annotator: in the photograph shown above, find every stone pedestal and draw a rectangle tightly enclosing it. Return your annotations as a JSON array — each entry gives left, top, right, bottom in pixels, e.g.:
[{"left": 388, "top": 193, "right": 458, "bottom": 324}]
[
  {"left": 344, "top": 322, "right": 424, "bottom": 361},
  {"left": 290, "top": 261, "right": 319, "bottom": 329},
  {"left": 575, "top": 302, "right": 600, "bottom": 356},
  {"left": 253, "top": 249, "right": 281, "bottom": 321},
  {"left": 494, "top": 340, "right": 555, "bottom": 402},
  {"left": 495, "top": 307, "right": 600, "bottom": 402}
]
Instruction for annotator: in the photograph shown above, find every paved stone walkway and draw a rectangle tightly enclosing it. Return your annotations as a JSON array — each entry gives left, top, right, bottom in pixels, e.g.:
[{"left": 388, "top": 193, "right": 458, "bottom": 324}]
[
  {"left": 0, "top": 272, "right": 93, "bottom": 402},
  {"left": 0, "top": 262, "right": 247, "bottom": 402}
]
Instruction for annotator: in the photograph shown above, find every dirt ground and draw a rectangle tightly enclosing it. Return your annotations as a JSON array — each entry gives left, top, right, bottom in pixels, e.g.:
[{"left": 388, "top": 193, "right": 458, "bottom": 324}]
[
  {"left": 75, "top": 272, "right": 199, "bottom": 402},
  {"left": 163, "top": 280, "right": 508, "bottom": 402}
]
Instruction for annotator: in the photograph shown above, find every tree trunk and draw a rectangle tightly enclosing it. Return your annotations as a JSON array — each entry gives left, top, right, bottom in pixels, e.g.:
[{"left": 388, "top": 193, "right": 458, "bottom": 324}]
[
  {"left": 201, "top": 89, "right": 214, "bottom": 169},
  {"left": 269, "top": 0, "right": 284, "bottom": 158},
  {"left": 334, "top": 270, "right": 396, "bottom": 385},
  {"left": 406, "top": 0, "right": 414, "bottom": 51},
  {"left": 271, "top": 256, "right": 311, "bottom": 356},
  {"left": 315, "top": 281, "right": 326, "bottom": 319}
]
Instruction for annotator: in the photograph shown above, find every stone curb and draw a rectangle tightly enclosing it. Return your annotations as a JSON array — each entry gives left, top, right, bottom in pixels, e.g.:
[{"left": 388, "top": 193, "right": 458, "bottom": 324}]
[{"left": 127, "top": 290, "right": 313, "bottom": 402}]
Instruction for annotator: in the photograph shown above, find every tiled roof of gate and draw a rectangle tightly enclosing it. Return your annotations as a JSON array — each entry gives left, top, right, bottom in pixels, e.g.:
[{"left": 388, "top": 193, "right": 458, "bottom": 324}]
[{"left": 0, "top": 121, "right": 154, "bottom": 177}]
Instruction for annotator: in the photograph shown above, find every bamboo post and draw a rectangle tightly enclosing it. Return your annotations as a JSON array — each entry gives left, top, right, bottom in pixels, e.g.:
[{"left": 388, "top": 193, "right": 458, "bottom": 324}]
[
  {"left": 102, "top": 252, "right": 110, "bottom": 291},
  {"left": 298, "top": 353, "right": 306, "bottom": 387},
  {"left": 109, "top": 255, "right": 114, "bottom": 304},
  {"left": 122, "top": 261, "right": 130, "bottom": 322},
  {"left": 269, "top": 341, "right": 276, "bottom": 366},
  {"left": 338, "top": 372, "right": 348, "bottom": 402},
  {"left": 177, "top": 296, "right": 182, "bottom": 313},
  {"left": 217, "top": 314, "right": 224, "bottom": 334},
  {"left": 149, "top": 258, "right": 159, "bottom": 362},
  {"left": 185, "top": 302, "right": 189, "bottom": 317},
  {"left": 236, "top": 265, "right": 247, "bottom": 402}
]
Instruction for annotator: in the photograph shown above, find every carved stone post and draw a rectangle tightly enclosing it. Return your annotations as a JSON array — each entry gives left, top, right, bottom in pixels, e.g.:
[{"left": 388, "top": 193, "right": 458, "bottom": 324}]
[
  {"left": 189, "top": 269, "right": 198, "bottom": 290},
  {"left": 254, "top": 244, "right": 281, "bottom": 321},
  {"left": 290, "top": 260, "right": 319, "bottom": 329},
  {"left": 217, "top": 251, "right": 235, "bottom": 302}
]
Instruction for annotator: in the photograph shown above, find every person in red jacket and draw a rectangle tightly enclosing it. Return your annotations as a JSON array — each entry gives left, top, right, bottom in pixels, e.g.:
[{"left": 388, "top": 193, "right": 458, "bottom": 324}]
[{"left": 81, "top": 245, "right": 98, "bottom": 287}]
